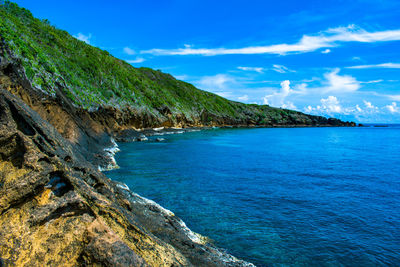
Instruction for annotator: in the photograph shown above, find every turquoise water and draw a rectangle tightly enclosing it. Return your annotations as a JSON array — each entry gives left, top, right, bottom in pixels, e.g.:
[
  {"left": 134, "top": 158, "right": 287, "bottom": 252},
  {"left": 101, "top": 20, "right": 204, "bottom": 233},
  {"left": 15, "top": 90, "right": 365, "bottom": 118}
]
[{"left": 107, "top": 126, "right": 400, "bottom": 266}]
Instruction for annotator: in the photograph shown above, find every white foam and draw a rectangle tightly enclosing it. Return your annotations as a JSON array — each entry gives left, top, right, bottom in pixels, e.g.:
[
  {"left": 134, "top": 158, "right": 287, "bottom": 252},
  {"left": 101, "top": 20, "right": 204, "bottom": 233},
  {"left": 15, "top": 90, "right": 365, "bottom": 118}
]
[
  {"left": 117, "top": 187, "right": 207, "bottom": 245},
  {"left": 153, "top": 127, "right": 164, "bottom": 131},
  {"left": 116, "top": 183, "right": 130, "bottom": 190},
  {"left": 176, "top": 218, "right": 204, "bottom": 244},
  {"left": 99, "top": 138, "right": 120, "bottom": 171},
  {"left": 104, "top": 138, "right": 121, "bottom": 155},
  {"left": 98, "top": 162, "right": 119, "bottom": 172}
]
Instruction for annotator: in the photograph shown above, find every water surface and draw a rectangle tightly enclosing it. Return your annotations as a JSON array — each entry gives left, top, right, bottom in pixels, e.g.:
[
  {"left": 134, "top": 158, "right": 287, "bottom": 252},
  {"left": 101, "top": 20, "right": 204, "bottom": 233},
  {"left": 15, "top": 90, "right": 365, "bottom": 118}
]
[{"left": 107, "top": 126, "right": 400, "bottom": 266}]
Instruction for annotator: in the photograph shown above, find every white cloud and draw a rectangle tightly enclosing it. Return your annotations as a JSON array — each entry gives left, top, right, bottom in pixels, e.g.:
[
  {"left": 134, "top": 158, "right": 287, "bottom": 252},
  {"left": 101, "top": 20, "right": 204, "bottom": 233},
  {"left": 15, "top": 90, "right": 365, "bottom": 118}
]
[
  {"left": 126, "top": 57, "right": 145, "bottom": 64},
  {"left": 361, "top": 79, "right": 383, "bottom": 84},
  {"left": 195, "top": 74, "right": 238, "bottom": 98},
  {"left": 387, "top": 95, "right": 400, "bottom": 101},
  {"left": 238, "top": 65, "right": 294, "bottom": 74},
  {"left": 281, "top": 101, "right": 297, "bottom": 110},
  {"left": 174, "top": 74, "right": 189, "bottom": 81},
  {"left": 346, "top": 62, "right": 400, "bottom": 69},
  {"left": 320, "top": 96, "right": 343, "bottom": 113},
  {"left": 304, "top": 105, "right": 314, "bottom": 113},
  {"left": 304, "top": 96, "right": 350, "bottom": 115},
  {"left": 197, "top": 74, "right": 234, "bottom": 90},
  {"left": 74, "top": 33, "right": 92, "bottom": 44},
  {"left": 272, "top": 64, "right": 294, "bottom": 73},
  {"left": 238, "top": 95, "right": 249, "bottom": 101},
  {"left": 363, "top": 100, "right": 378, "bottom": 110},
  {"left": 303, "top": 96, "right": 400, "bottom": 122},
  {"left": 386, "top": 102, "right": 399, "bottom": 113},
  {"left": 293, "top": 83, "right": 309, "bottom": 93},
  {"left": 123, "top": 47, "right": 136, "bottom": 55},
  {"left": 263, "top": 80, "right": 295, "bottom": 108},
  {"left": 322, "top": 68, "right": 360, "bottom": 93},
  {"left": 142, "top": 25, "right": 400, "bottom": 56},
  {"left": 304, "top": 97, "right": 390, "bottom": 119},
  {"left": 237, "top": 66, "right": 264, "bottom": 73},
  {"left": 321, "top": 49, "right": 331, "bottom": 54}
]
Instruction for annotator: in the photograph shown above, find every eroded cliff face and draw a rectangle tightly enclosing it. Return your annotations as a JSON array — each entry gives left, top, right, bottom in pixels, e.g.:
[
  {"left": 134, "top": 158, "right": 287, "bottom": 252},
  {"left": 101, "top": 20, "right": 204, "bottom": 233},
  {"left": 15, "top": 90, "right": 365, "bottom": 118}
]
[{"left": 0, "top": 87, "right": 253, "bottom": 266}]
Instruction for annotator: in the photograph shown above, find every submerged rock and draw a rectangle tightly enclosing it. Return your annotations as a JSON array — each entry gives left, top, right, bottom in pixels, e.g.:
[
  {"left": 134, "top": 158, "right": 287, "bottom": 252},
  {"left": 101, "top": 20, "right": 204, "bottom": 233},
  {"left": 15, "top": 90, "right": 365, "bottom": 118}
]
[{"left": 138, "top": 134, "right": 148, "bottom": 141}]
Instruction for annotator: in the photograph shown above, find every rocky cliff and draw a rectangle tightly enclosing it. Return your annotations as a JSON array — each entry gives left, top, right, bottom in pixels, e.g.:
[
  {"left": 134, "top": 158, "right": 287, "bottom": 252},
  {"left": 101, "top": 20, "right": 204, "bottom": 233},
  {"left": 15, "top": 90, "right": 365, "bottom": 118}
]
[{"left": 0, "top": 85, "right": 255, "bottom": 266}]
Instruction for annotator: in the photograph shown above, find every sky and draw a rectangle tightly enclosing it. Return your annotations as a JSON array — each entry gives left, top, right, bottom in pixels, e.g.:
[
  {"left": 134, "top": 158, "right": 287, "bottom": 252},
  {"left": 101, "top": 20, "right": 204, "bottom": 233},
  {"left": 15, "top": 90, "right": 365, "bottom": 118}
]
[{"left": 13, "top": 0, "right": 400, "bottom": 123}]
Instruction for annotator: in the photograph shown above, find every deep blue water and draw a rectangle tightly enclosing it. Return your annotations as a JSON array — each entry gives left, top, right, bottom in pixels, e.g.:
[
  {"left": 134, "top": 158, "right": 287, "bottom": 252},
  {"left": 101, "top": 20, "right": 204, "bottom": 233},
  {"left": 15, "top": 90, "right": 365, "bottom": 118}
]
[{"left": 107, "top": 126, "right": 400, "bottom": 266}]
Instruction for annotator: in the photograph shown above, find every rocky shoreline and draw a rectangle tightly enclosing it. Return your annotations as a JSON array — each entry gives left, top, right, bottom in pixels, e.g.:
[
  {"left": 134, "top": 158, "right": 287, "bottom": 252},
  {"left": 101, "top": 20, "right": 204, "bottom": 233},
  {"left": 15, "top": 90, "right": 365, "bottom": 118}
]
[
  {"left": 0, "top": 3, "right": 359, "bottom": 264},
  {"left": 0, "top": 88, "right": 255, "bottom": 266},
  {"left": 0, "top": 52, "right": 355, "bottom": 266}
]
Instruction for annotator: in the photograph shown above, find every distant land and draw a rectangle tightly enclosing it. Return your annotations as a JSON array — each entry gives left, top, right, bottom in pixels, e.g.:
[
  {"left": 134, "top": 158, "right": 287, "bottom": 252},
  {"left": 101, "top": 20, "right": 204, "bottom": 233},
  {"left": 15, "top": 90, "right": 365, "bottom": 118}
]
[{"left": 0, "top": 2, "right": 355, "bottom": 266}]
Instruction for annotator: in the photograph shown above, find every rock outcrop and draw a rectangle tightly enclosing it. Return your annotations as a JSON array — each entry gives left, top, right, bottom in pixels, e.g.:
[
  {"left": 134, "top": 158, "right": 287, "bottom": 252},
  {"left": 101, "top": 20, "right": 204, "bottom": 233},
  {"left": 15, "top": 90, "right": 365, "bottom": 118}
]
[{"left": 0, "top": 89, "right": 253, "bottom": 266}]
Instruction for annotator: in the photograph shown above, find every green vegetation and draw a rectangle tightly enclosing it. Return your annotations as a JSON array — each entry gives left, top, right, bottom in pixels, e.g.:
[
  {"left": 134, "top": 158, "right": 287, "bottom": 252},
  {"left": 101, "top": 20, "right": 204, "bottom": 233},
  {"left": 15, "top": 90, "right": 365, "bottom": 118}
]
[{"left": 0, "top": 1, "right": 339, "bottom": 125}]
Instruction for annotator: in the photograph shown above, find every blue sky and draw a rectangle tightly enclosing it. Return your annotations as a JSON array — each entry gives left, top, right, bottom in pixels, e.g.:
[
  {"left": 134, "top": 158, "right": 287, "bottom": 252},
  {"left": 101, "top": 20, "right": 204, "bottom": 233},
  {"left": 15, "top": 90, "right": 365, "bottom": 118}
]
[{"left": 14, "top": 0, "right": 400, "bottom": 122}]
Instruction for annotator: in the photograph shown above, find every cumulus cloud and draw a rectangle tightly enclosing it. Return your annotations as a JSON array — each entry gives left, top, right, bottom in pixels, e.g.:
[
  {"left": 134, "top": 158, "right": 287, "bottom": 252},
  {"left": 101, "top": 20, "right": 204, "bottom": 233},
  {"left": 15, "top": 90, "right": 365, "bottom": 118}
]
[
  {"left": 126, "top": 57, "right": 145, "bottom": 64},
  {"left": 386, "top": 102, "right": 399, "bottom": 113},
  {"left": 263, "top": 80, "right": 296, "bottom": 109},
  {"left": 142, "top": 25, "right": 400, "bottom": 56},
  {"left": 123, "top": 47, "right": 136, "bottom": 55},
  {"left": 304, "top": 96, "right": 353, "bottom": 116},
  {"left": 346, "top": 62, "right": 400, "bottom": 69},
  {"left": 304, "top": 97, "right": 389, "bottom": 119},
  {"left": 320, "top": 96, "right": 343, "bottom": 113},
  {"left": 363, "top": 100, "right": 378, "bottom": 110},
  {"left": 237, "top": 66, "right": 264, "bottom": 73},
  {"left": 321, "top": 49, "right": 331, "bottom": 54},
  {"left": 74, "top": 33, "right": 92, "bottom": 44},
  {"left": 322, "top": 68, "right": 360, "bottom": 93}
]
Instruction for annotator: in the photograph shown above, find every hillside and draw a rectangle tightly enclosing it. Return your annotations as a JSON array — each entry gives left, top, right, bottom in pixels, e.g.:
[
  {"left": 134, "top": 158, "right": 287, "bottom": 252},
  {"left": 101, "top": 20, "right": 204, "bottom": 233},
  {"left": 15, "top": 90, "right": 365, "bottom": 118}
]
[{"left": 0, "top": 1, "right": 353, "bottom": 128}]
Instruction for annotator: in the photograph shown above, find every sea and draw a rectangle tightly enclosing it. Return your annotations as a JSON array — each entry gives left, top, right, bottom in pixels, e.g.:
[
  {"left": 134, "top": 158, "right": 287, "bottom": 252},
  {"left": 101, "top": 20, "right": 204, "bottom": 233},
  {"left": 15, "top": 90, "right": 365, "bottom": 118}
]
[{"left": 106, "top": 125, "right": 400, "bottom": 266}]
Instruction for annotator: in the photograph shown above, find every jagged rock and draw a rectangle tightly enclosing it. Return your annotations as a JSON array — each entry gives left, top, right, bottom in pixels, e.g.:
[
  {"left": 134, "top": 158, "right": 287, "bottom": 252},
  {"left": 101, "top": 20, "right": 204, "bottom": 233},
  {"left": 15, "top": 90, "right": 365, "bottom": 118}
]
[{"left": 0, "top": 89, "right": 254, "bottom": 266}]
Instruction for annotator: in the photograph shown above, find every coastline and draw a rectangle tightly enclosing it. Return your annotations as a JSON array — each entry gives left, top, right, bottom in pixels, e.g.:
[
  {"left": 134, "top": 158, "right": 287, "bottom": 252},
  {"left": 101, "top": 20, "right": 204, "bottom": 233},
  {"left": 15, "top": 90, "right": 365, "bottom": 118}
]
[
  {"left": 0, "top": 43, "right": 355, "bottom": 265},
  {"left": 100, "top": 122, "right": 358, "bottom": 171}
]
